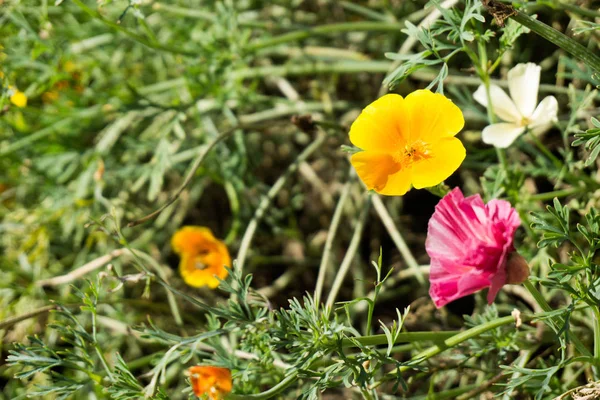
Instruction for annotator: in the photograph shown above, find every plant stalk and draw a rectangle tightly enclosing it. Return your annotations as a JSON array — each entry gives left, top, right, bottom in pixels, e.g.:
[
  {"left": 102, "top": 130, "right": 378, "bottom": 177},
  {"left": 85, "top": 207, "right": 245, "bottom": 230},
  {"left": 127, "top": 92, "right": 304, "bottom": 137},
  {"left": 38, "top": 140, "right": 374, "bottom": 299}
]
[{"left": 510, "top": 10, "right": 600, "bottom": 73}]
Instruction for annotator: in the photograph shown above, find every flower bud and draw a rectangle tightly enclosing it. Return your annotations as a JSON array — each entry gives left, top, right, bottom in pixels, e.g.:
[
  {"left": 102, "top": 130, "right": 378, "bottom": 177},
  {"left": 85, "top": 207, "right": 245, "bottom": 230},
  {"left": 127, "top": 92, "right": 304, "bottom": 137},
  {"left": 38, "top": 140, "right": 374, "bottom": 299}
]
[{"left": 505, "top": 252, "right": 530, "bottom": 284}]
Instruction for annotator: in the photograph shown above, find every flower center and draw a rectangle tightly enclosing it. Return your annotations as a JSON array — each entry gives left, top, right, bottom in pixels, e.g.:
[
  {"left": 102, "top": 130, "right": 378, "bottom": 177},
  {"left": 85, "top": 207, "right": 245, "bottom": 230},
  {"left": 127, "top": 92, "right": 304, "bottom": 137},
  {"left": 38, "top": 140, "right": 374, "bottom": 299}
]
[
  {"left": 193, "top": 248, "right": 211, "bottom": 270},
  {"left": 194, "top": 259, "right": 208, "bottom": 270},
  {"left": 395, "top": 140, "right": 431, "bottom": 168},
  {"left": 520, "top": 116, "right": 531, "bottom": 127}
]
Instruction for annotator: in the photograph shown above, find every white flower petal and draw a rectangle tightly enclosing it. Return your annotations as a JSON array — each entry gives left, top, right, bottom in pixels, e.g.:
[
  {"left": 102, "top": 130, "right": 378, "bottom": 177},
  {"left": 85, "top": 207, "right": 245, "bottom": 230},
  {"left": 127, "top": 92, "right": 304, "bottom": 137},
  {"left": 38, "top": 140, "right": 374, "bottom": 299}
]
[
  {"left": 529, "top": 96, "right": 558, "bottom": 135},
  {"left": 482, "top": 123, "right": 526, "bottom": 148},
  {"left": 474, "top": 84, "right": 521, "bottom": 123},
  {"left": 508, "top": 63, "right": 541, "bottom": 118}
]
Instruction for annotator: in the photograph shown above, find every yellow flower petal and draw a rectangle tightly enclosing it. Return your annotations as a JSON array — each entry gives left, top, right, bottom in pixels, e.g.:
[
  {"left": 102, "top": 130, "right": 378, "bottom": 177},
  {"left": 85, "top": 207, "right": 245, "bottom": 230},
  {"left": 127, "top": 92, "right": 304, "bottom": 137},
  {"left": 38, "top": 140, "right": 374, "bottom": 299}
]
[
  {"left": 351, "top": 151, "right": 401, "bottom": 192},
  {"left": 348, "top": 90, "right": 466, "bottom": 196},
  {"left": 179, "top": 256, "right": 225, "bottom": 289},
  {"left": 171, "top": 226, "right": 231, "bottom": 289},
  {"left": 404, "top": 90, "right": 464, "bottom": 142},
  {"left": 171, "top": 226, "right": 216, "bottom": 254},
  {"left": 376, "top": 167, "right": 412, "bottom": 196},
  {"left": 10, "top": 90, "right": 27, "bottom": 108},
  {"left": 188, "top": 366, "right": 232, "bottom": 400},
  {"left": 349, "top": 94, "right": 408, "bottom": 151},
  {"left": 410, "top": 137, "right": 466, "bottom": 189}
]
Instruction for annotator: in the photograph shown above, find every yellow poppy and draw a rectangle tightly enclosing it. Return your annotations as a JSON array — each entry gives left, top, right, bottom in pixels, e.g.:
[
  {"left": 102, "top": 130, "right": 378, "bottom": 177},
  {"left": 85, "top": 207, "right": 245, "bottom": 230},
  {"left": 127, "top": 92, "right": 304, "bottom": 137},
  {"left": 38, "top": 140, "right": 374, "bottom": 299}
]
[
  {"left": 188, "top": 366, "right": 232, "bottom": 400},
  {"left": 171, "top": 226, "right": 231, "bottom": 289},
  {"left": 349, "top": 90, "right": 465, "bottom": 196},
  {"left": 9, "top": 87, "right": 27, "bottom": 108}
]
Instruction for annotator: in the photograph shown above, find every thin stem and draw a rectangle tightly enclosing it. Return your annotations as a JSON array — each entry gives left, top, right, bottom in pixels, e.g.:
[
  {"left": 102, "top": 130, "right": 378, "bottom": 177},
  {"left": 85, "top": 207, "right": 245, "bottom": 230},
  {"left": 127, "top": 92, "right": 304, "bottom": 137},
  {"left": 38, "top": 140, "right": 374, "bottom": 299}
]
[
  {"left": 501, "top": 347, "right": 537, "bottom": 400},
  {"left": 341, "top": 331, "right": 459, "bottom": 347},
  {"left": 236, "top": 131, "right": 327, "bottom": 272},
  {"left": 510, "top": 10, "right": 600, "bottom": 73},
  {"left": 592, "top": 306, "right": 600, "bottom": 377},
  {"left": 352, "top": 265, "right": 431, "bottom": 314},
  {"left": 228, "top": 372, "right": 298, "bottom": 400},
  {"left": 0, "top": 305, "right": 58, "bottom": 330},
  {"left": 314, "top": 177, "right": 353, "bottom": 306},
  {"left": 36, "top": 249, "right": 126, "bottom": 287},
  {"left": 372, "top": 195, "right": 424, "bottom": 285},
  {"left": 224, "top": 180, "right": 241, "bottom": 245},
  {"left": 94, "top": 345, "right": 115, "bottom": 382},
  {"left": 495, "top": 148, "right": 509, "bottom": 176},
  {"left": 325, "top": 195, "right": 371, "bottom": 310},
  {"left": 127, "top": 128, "right": 235, "bottom": 227},
  {"left": 479, "top": 53, "right": 513, "bottom": 179},
  {"left": 134, "top": 251, "right": 184, "bottom": 327},
  {"left": 151, "top": 3, "right": 216, "bottom": 22},
  {"left": 71, "top": 0, "right": 198, "bottom": 56},
  {"left": 379, "top": 0, "right": 459, "bottom": 96},
  {"left": 247, "top": 21, "right": 405, "bottom": 51},
  {"left": 523, "top": 280, "right": 590, "bottom": 356},
  {"left": 552, "top": 0, "right": 600, "bottom": 18},
  {"left": 372, "top": 314, "right": 527, "bottom": 387},
  {"left": 529, "top": 187, "right": 581, "bottom": 201},
  {"left": 527, "top": 129, "right": 564, "bottom": 169},
  {"left": 232, "top": 61, "right": 393, "bottom": 80},
  {"left": 409, "top": 69, "right": 600, "bottom": 98}
]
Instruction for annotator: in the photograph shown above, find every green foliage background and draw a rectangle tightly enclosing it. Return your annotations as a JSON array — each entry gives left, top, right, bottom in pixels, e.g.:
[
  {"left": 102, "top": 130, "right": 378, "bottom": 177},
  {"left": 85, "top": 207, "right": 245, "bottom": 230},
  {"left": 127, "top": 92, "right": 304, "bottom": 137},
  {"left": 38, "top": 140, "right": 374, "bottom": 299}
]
[{"left": 2, "top": 0, "right": 600, "bottom": 399}]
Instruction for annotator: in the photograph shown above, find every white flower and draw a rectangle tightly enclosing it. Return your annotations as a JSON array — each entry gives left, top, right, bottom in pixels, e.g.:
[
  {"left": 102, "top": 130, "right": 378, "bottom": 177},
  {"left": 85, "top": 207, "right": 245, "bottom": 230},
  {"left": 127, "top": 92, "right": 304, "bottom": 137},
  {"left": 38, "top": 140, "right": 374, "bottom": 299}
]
[{"left": 474, "top": 63, "right": 558, "bottom": 148}]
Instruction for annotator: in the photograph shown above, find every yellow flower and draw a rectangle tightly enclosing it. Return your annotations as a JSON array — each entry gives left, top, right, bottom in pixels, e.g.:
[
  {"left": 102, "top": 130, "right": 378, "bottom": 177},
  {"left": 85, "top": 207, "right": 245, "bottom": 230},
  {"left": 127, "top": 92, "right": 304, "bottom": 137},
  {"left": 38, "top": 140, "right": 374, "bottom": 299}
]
[
  {"left": 188, "top": 366, "right": 232, "bottom": 400},
  {"left": 349, "top": 90, "right": 465, "bottom": 196},
  {"left": 171, "top": 226, "right": 231, "bottom": 289},
  {"left": 9, "top": 87, "right": 27, "bottom": 108}
]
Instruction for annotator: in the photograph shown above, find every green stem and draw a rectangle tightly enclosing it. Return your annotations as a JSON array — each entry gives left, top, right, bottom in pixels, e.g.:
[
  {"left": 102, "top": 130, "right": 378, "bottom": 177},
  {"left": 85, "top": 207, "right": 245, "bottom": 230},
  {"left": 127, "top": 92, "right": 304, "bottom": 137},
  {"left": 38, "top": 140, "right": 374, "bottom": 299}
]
[
  {"left": 341, "top": 331, "right": 459, "bottom": 347},
  {"left": 529, "top": 187, "right": 581, "bottom": 201},
  {"left": 510, "top": 10, "right": 600, "bottom": 73},
  {"left": 592, "top": 306, "right": 600, "bottom": 377},
  {"left": 232, "top": 61, "right": 393, "bottom": 80},
  {"left": 315, "top": 177, "right": 353, "bottom": 307},
  {"left": 228, "top": 372, "right": 298, "bottom": 400},
  {"left": 372, "top": 314, "right": 527, "bottom": 387},
  {"left": 94, "top": 344, "right": 115, "bottom": 383},
  {"left": 247, "top": 21, "right": 404, "bottom": 51},
  {"left": 527, "top": 130, "right": 564, "bottom": 169},
  {"left": 523, "top": 280, "right": 591, "bottom": 356},
  {"left": 0, "top": 305, "right": 57, "bottom": 330},
  {"left": 71, "top": 0, "right": 198, "bottom": 56},
  {"left": 552, "top": 1, "right": 600, "bottom": 19},
  {"left": 325, "top": 196, "right": 371, "bottom": 310},
  {"left": 151, "top": 3, "right": 216, "bottom": 21},
  {"left": 236, "top": 131, "right": 327, "bottom": 273},
  {"left": 495, "top": 148, "right": 509, "bottom": 175}
]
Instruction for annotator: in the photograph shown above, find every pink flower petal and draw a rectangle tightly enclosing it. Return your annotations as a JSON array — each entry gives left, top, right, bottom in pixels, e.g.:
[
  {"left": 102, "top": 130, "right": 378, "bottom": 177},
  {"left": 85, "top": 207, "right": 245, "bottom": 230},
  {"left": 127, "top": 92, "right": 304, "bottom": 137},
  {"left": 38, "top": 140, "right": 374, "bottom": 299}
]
[{"left": 426, "top": 188, "right": 521, "bottom": 308}]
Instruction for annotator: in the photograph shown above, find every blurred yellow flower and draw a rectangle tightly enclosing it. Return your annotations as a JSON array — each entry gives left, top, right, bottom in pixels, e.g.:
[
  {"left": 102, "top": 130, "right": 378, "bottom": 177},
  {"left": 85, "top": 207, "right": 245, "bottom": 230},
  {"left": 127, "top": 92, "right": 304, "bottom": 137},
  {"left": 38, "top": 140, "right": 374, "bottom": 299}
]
[
  {"left": 188, "top": 366, "right": 232, "bottom": 400},
  {"left": 349, "top": 90, "right": 465, "bottom": 196},
  {"left": 171, "top": 226, "right": 230, "bottom": 289},
  {"left": 9, "top": 87, "right": 27, "bottom": 108}
]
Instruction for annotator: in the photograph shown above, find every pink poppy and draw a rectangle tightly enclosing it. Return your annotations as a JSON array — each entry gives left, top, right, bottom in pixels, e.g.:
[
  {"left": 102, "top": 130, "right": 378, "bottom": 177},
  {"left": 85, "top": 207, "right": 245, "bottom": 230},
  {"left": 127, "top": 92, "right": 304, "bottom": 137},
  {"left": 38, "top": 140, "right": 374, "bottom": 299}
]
[{"left": 426, "top": 188, "right": 527, "bottom": 308}]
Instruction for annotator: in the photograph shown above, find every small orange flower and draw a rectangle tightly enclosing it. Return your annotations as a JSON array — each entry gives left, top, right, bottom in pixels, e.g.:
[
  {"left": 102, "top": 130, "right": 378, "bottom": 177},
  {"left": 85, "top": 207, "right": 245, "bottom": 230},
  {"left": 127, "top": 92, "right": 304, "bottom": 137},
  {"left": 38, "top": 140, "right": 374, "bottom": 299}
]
[
  {"left": 171, "top": 226, "right": 231, "bottom": 289},
  {"left": 188, "top": 366, "right": 232, "bottom": 400},
  {"left": 349, "top": 90, "right": 465, "bottom": 196}
]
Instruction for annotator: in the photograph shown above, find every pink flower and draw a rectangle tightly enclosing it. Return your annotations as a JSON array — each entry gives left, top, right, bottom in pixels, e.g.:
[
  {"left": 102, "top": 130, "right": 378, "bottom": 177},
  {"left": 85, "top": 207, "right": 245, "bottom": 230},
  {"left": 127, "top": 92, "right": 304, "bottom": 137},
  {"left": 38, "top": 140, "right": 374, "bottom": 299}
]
[{"left": 426, "top": 188, "right": 526, "bottom": 308}]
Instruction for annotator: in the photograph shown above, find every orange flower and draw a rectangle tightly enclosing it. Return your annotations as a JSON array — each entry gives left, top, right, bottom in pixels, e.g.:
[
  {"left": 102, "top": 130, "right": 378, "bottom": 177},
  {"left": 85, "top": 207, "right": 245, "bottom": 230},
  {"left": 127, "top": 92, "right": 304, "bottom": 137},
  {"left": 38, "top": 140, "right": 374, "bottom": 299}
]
[
  {"left": 349, "top": 90, "right": 465, "bottom": 196},
  {"left": 171, "top": 226, "right": 231, "bottom": 289},
  {"left": 188, "top": 366, "right": 232, "bottom": 400}
]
